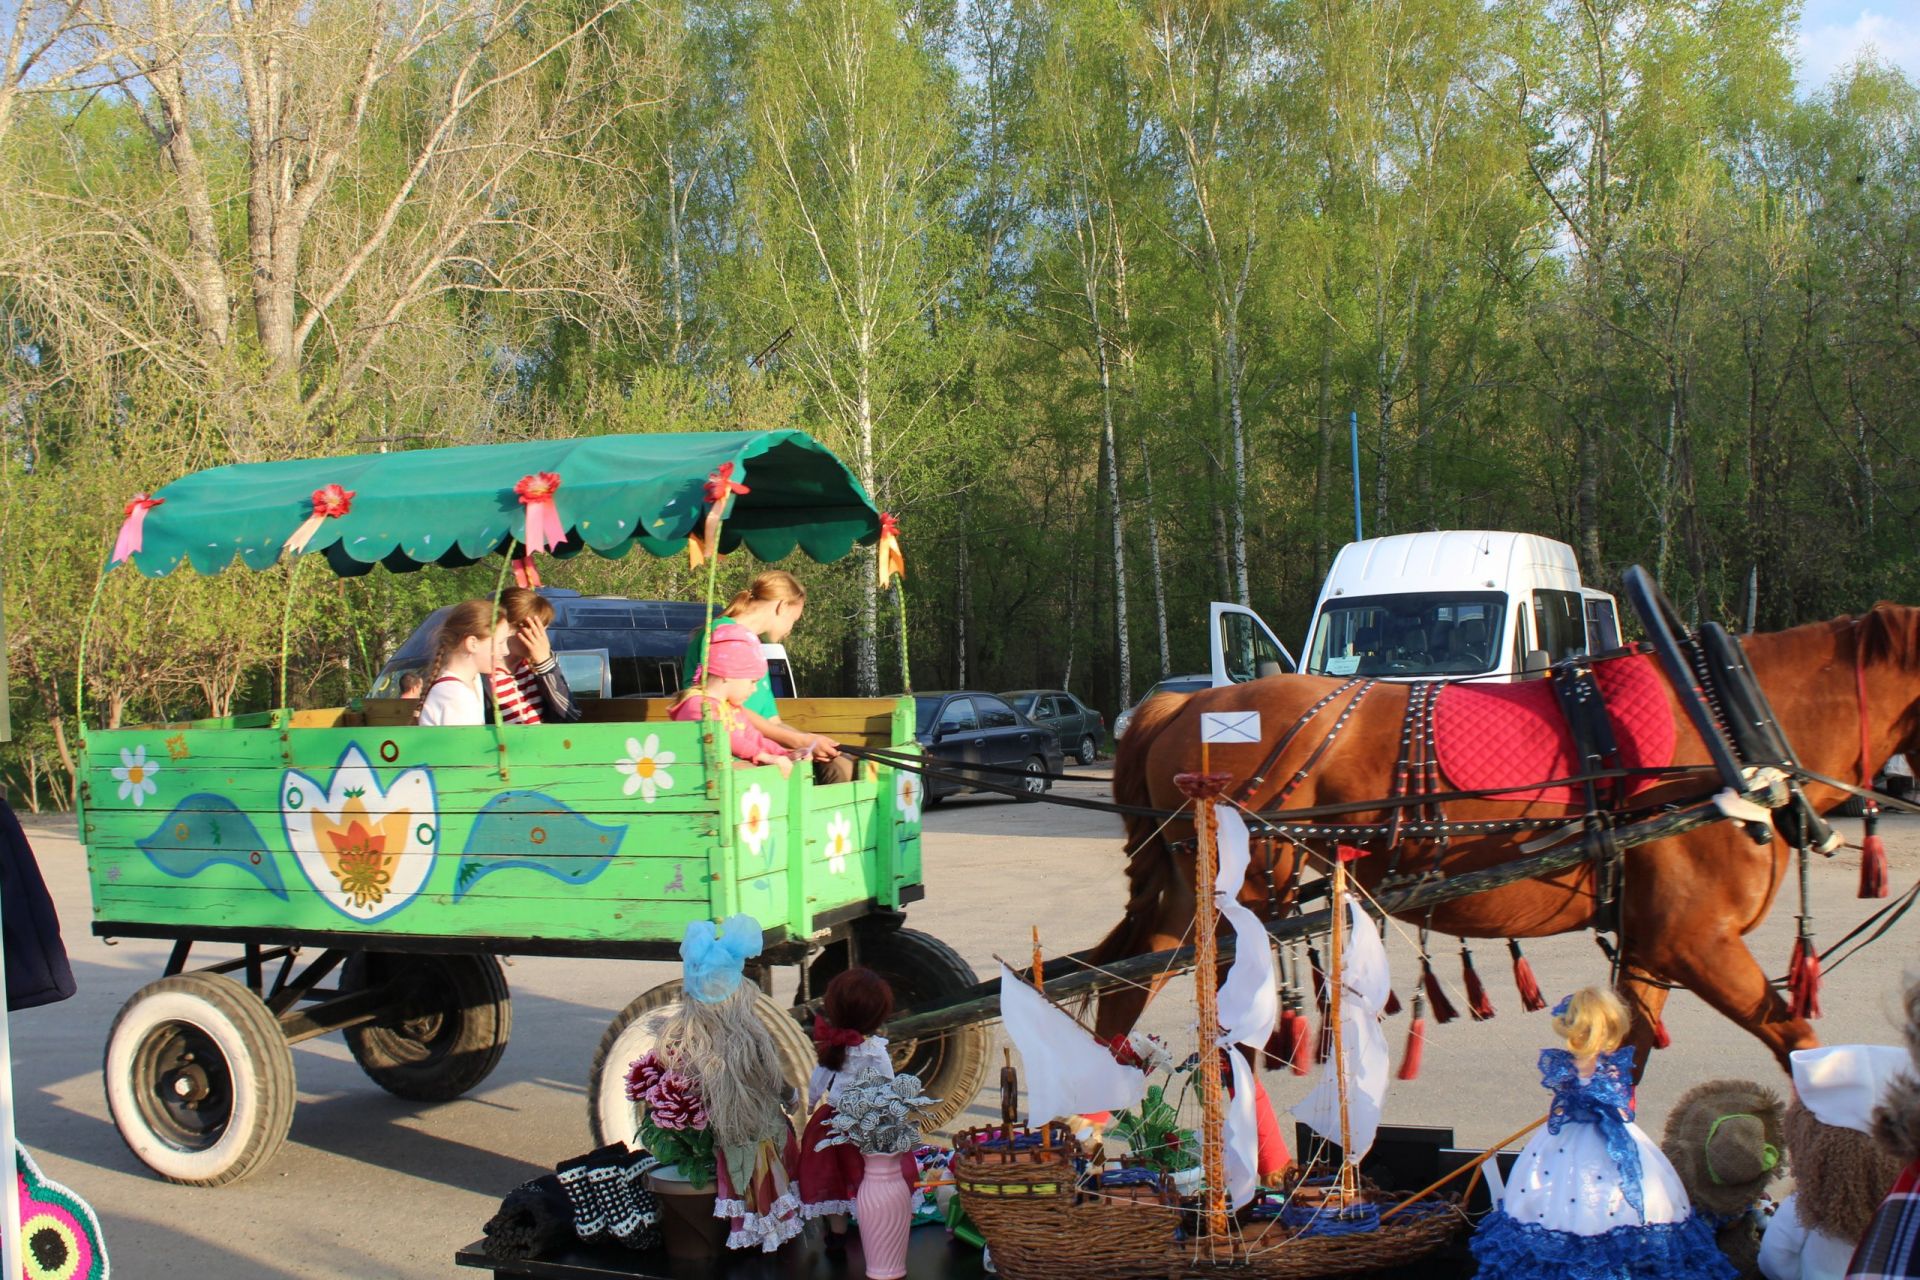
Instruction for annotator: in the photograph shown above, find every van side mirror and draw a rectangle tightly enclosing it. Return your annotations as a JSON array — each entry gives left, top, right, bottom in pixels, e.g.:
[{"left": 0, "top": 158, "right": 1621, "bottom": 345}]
[{"left": 1522, "top": 649, "right": 1550, "bottom": 678}]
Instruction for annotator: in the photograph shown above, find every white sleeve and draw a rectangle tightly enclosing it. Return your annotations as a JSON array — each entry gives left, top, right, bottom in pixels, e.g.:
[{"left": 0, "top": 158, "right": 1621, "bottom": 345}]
[{"left": 1757, "top": 1194, "right": 1808, "bottom": 1280}]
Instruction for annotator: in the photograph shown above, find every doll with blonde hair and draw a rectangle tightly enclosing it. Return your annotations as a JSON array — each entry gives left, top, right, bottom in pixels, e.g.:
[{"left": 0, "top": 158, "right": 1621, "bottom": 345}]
[{"left": 1470, "top": 986, "right": 1734, "bottom": 1278}]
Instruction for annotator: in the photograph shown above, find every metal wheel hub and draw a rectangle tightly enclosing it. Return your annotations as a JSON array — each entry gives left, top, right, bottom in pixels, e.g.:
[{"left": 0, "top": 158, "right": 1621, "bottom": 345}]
[{"left": 134, "top": 1021, "right": 233, "bottom": 1148}]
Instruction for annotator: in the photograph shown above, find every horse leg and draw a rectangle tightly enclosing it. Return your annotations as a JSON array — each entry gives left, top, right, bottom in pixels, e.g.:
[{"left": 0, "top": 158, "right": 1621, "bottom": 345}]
[
  {"left": 1092, "top": 887, "right": 1194, "bottom": 1042},
  {"left": 1654, "top": 931, "right": 1817, "bottom": 1073},
  {"left": 1616, "top": 963, "right": 1671, "bottom": 1083}
]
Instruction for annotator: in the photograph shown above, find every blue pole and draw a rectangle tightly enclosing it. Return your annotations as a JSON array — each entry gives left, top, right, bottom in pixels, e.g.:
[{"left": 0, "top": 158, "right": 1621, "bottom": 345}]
[{"left": 1348, "top": 410, "right": 1363, "bottom": 541}]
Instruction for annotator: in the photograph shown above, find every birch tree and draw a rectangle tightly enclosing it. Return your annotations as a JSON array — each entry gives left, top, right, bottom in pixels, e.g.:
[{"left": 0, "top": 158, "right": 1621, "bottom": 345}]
[{"left": 744, "top": 0, "right": 958, "bottom": 693}]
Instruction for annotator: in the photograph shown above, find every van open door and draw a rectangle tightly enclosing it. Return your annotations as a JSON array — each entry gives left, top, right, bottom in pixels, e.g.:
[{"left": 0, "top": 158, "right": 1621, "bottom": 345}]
[
  {"left": 1209, "top": 602, "right": 1297, "bottom": 687},
  {"left": 1581, "top": 588, "right": 1621, "bottom": 652}
]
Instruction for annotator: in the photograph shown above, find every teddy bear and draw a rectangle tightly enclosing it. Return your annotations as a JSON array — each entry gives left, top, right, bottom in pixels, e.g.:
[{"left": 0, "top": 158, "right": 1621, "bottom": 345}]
[
  {"left": 1661, "top": 1077, "right": 1787, "bottom": 1277},
  {"left": 1757, "top": 1045, "right": 1910, "bottom": 1280}
]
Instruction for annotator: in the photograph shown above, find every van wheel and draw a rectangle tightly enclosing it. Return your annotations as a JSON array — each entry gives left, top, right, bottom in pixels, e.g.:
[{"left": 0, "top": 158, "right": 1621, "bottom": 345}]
[
  {"left": 1076, "top": 735, "right": 1098, "bottom": 766},
  {"left": 105, "top": 973, "right": 296, "bottom": 1186},
  {"left": 589, "top": 981, "right": 815, "bottom": 1148},
  {"left": 342, "top": 953, "right": 511, "bottom": 1102}
]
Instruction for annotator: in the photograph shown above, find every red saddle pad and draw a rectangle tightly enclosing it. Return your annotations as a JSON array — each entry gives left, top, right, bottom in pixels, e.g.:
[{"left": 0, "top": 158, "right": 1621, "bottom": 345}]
[{"left": 1431, "top": 654, "right": 1677, "bottom": 807}]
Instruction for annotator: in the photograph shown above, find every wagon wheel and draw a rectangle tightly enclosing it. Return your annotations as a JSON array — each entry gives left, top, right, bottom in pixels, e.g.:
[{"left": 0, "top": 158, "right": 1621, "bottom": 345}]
[
  {"left": 809, "top": 926, "right": 993, "bottom": 1132},
  {"left": 341, "top": 953, "right": 512, "bottom": 1102},
  {"left": 104, "top": 972, "right": 296, "bottom": 1186},
  {"left": 588, "top": 980, "right": 816, "bottom": 1149}
]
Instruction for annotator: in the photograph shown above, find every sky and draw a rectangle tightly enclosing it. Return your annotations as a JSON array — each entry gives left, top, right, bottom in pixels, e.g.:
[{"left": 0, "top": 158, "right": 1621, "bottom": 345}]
[{"left": 1796, "top": 2, "right": 1920, "bottom": 92}]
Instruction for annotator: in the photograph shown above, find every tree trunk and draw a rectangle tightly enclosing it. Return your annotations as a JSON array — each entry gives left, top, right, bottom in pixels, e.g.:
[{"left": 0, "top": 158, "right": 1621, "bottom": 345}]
[
  {"left": 1314, "top": 319, "right": 1334, "bottom": 577},
  {"left": 855, "top": 364, "right": 878, "bottom": 695},
  {"left": 1141, "top": 441, "right": 1170, "bottom": 680},
  {"left": 1094, "top": 315, "right": 1133, "bottom": 706},
  {"left": 1225, "top": 321, "right": 1250, "bottom": 606}
]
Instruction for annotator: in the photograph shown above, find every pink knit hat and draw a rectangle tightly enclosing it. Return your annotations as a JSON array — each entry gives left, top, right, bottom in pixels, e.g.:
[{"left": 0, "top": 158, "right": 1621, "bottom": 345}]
[{"left": 701, "top": 623, "right": 767, "bottom": 681}]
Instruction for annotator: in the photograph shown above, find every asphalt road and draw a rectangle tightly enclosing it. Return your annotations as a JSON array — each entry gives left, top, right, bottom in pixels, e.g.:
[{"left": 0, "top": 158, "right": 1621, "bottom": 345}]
[{"left": 10, "top": 780, "right": 1918, "bottom": 1278}]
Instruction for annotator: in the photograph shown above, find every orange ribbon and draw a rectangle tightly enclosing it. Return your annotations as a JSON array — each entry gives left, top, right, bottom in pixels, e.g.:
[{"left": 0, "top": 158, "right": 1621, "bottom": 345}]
[
  {"left": 285, "top": 483, "right": 355, "bottom": 554},
  {"left": 877, "top": 511, "right": 906, "bottom": 590},
  {"left": 688, "top": 462, "right": 750, "bottom": 570}
]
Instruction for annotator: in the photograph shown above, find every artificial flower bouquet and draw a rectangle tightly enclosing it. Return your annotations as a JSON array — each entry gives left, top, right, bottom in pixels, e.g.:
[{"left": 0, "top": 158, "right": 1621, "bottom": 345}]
[
  {"left": 625, "top": 1052, "right": 716, "bottom": 1187},
  {"left": 1103, "top": 1032, "right": 1200, "bottom": 1179},
  {"left": 814, "top": 1069, "right": 941, "bottom": 1156}
]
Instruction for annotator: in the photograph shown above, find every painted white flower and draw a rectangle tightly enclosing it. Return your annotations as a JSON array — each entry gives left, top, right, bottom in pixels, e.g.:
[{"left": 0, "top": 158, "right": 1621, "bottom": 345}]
[
  {"left": 113, "top": 746, "right": 160, "bottom": 806},
  {"left": 616, "top": 734, "right": 677, "bottom": 803},
  {"left": 825, "top": 811, "right": 854, "bottom": 875},
  {"left": 738, "top": 783, "right": 773, "bottom": 858},
  {"left": 895, "top": 768, "right": 922, "bottom": 825}
]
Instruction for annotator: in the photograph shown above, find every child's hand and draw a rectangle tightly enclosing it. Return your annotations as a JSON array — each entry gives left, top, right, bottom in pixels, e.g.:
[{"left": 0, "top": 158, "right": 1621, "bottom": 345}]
[{"left": 516, "top": 616, "right": 552, "bottom": 665}]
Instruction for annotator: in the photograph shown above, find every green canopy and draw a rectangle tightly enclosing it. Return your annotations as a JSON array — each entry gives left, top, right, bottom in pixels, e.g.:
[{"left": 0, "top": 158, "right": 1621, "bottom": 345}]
[{"left": 124, "top": 430, "right": 880, "bottom": 578}]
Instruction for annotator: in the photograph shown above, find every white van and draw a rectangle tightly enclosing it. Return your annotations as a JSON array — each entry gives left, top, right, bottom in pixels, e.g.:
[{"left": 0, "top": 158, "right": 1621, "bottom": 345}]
[{"left": 1290, "top": 531, "right": 1619, "bottom": 682}]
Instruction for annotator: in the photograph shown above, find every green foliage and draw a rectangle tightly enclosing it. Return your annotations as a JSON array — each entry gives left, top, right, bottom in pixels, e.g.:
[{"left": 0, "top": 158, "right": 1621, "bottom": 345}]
[
  {"left": 3, "top": 0, "right": 1919, "bottom": 802},
  {"left": 1109, "top": 1084, "right": 1200, "bottom": 1175}
]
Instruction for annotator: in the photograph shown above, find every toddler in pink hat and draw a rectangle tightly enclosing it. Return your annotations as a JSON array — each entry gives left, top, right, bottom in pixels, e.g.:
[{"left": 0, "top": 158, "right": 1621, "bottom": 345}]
[{"left": 670, "top": 623, "right": 800, "bottom": 776}]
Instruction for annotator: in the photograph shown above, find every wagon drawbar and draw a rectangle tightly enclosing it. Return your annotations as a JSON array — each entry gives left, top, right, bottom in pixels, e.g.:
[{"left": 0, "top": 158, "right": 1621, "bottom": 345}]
[{"left": 79, "top": 429, "right": 991, "bottom": 1185}]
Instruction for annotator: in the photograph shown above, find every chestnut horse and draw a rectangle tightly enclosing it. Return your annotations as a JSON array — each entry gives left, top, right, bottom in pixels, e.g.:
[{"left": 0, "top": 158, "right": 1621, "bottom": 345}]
[{"left": 1092, "top": 604, "right": 1920, "bottom": 1074}]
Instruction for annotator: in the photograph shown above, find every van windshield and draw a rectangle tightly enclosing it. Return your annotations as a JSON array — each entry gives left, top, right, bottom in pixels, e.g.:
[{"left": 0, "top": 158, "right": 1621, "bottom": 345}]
[{"left": 1307, "top": 592, "right": 1507, "bottom": 677}]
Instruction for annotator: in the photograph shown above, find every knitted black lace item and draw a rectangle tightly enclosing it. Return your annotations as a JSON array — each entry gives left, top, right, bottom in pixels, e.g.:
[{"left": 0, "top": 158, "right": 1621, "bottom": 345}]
[
  {"left": 482, "top": 1175, "right": 572, "bottom": 1261},
  {"left": 556, "top": 1145, "right": 662, "bottom": 1251}
]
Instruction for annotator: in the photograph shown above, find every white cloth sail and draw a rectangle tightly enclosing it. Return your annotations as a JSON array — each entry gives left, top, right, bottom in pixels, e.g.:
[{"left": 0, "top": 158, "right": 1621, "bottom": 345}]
[
  {"left": 1292, "top": 893, "right": 1391, "bottom": 1164},
  {"left": 1214, "top": 805, "right": 1278, "bottom": 1053},
  {"left": 1213, "top": 805, "right": 1278, "bottom": 1210},
  {"left": 998, "top": 962, "right": 1147, "bottom": 1128}
]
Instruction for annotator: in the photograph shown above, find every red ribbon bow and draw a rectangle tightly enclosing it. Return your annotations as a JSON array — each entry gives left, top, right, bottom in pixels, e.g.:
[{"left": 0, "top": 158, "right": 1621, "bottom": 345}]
[
  {"left": 112, "top": 494, "right": 163, "bottom": 565},
  {"left": 811, "top": 1016, "right": 865, "bottom": 1050},
  {"left": 877, "top": 511, "right": 906, "bottom": 590},
  {"left": 285, "top": 484, "right": 356, "bottom": 554},
  {"left": 689, "top": 463, "right": 751, "bottom": 570}
]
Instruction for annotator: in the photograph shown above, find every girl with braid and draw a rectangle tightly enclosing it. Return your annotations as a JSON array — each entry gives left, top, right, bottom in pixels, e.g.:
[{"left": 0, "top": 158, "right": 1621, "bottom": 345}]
[{"left": 417, "top": 599, "right": 511, "bottom": 726}]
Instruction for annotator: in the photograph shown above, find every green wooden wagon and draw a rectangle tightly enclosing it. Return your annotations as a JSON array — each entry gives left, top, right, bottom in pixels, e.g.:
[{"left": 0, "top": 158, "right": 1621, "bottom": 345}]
[{"left": 78, "top": 430, "right": 991, "bottom": 1186}]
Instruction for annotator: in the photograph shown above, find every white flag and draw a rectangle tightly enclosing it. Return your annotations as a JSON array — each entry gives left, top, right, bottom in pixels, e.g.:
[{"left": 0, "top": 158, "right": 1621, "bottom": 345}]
[
  {"left": 1214, "top": 805, "right": 1277, "bottom": 1051},
  {"left": 998, "top": 962, "right": 1147, "bottom": 1128},
  {"left": 1291, "top": 895, "right": 1391, "bottom": 1164}
]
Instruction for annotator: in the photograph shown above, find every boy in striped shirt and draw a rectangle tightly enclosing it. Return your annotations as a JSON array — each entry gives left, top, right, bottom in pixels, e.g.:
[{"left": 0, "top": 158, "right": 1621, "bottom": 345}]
[{"left": 490, "top": 588, "right": 580, "bottom": 725}]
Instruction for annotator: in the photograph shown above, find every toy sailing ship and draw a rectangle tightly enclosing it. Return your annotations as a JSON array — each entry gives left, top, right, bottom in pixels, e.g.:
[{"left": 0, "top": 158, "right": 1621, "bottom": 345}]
[{"left": 954, "top": 772, "right": 1465, "bottom": 1279}]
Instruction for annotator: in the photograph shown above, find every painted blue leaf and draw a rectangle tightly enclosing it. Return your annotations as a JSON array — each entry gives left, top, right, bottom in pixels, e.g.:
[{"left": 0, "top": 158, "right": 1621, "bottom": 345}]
[
  {"left": 138, "top": 795, "right": 288, "bottom": 899},
  {"left": 456, "top": 791, "right": 626, "bottom": 901}
]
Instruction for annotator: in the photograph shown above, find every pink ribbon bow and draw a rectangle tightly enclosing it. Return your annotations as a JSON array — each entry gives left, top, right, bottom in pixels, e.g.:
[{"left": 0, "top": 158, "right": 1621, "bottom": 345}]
[
  {"left": 112, "top": 494, "right": 164, "bottom": 566},
  {"left": 514, "top": 472, "right": 563, "bottom": 555},
  {"left": 688, "top": 462, "right": 751, "bottom": 570}
]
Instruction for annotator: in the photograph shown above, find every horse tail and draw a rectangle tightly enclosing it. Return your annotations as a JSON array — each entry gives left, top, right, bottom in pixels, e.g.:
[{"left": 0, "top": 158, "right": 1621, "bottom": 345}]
[{"left": 1092, "top": 691, "right": 1195, "bottom": 965}]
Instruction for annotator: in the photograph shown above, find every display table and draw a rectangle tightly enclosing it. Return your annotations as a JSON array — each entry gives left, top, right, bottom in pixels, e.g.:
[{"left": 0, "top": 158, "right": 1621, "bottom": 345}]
[
  {"left": 455, "top": 1224, "right": 1479, "bottom": 1279},
  {"left": 455, "top": 1224, "right": 986, "bottom": 1279}
]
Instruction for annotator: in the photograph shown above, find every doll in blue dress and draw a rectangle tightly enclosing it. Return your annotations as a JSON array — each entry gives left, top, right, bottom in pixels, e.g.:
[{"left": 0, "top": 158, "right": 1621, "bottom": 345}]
[{"left": 1470, "top": 987, "right": 1735, "bottom": 1280}]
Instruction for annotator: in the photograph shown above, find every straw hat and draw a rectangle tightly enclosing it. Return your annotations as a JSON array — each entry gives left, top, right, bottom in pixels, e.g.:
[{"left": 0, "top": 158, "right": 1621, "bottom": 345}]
[{"left": 1660, "top": 1078, "right": 1785, "bottom": 1219}]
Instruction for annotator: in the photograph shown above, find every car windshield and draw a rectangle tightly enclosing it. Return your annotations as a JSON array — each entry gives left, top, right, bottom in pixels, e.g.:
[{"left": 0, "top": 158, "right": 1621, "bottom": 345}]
[
  {"left": 1306, "top": 592, "right": 1507, "bottom": 677},
  {"left": 913, "top": 696, "right": 946, "bottom": 736}
]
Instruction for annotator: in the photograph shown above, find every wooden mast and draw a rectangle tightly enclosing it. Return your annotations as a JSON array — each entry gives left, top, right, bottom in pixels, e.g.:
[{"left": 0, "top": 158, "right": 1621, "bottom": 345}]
[{"left": 1175, "top": 767, "right": 1233, "bottom": 1242}]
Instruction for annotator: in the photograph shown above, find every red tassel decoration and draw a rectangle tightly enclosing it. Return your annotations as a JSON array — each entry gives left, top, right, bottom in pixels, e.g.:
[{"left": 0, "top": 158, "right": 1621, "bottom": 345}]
[
  {"left": 1419, "top": 956, "right": 1459, "bottom": 1024},
  {"left": 1461, "top": 946, "right": 1496, "bottom": 1021},
  {"left": 1398, "top": 995, "right": 1428, "bottom": 1081},
  {"left": 1653, "top": 1017, "right": 1672, "bottom": 1050},
  {"left": 1284, "top": 1005, "right": 1311, "bottom": 1076},
  {"left": 1263, "top": 1008, "right": 1296, "bottom": 1071},
  {"left": 1788, "top": 935, "right": 1824, "bottom": 1020},
  {"left": 1383, "top": 988, "right": 1402, "bottom": 1017},
  {"left": 1860, "top": 804, "right": 1890, "bottom": 899},
  {"left": 1508, "top": 939, "right": 1547, "bottom": 1013}
]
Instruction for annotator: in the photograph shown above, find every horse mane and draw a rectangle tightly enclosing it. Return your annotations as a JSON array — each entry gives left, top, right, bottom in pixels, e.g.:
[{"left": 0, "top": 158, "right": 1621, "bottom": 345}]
[
  {"left": 1858, "top": 601, "right": 1920, "bottom": 670},
  {"left": 1092, "top": 691, "right": 1193, "bottom": 966}
]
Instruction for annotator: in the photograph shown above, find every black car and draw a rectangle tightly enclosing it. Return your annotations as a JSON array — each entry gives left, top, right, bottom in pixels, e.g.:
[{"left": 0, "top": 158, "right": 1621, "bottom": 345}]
[
  {"left": 370, "top": 590, "right": 796, "bottom": 701},
  {"left": 913, "top": 691, "right": 1065, "bottom": 801},
  {"left": 1003, "top": 689, "right": 1107, "bottom": 765}
]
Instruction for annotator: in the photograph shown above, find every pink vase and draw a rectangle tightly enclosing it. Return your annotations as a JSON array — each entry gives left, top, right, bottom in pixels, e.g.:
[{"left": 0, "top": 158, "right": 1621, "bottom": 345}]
[{"left": 854, "top": 1150, "right": 913, "bottom": 1279}]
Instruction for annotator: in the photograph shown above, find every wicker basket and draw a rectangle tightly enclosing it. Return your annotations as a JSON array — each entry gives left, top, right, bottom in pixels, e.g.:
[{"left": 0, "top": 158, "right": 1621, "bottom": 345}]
[
  {"left": 957, "top": 1132, "right": 1466, "bottom": 1280},
  {"left": 953, "top": 1125, "right": 1182, "bottom": 1280}
]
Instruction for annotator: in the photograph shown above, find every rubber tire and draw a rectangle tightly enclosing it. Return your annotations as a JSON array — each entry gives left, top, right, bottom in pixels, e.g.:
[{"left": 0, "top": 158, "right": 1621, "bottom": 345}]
[
  {"left": 1021, "top": 756, "right": 1050, "bottom": 796},
  {"left": 1076, "top": 734, "right": 1098, "bottom": 766},
  {"left": 588, "top": 980, "right": 815, "bottom": 1149},
  {"left": 104, "top": 971, "right": 296, "bottom": 1186},
  {"left": 341, "top": 953, "right": 512, "bottom": 1102},
  {"left": 808, "top": 927, "right": 993, "bottom": 1132}
]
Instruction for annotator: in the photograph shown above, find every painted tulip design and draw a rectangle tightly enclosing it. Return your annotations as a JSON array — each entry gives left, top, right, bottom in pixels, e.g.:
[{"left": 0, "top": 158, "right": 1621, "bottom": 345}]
[{"left": 281, "top": 745, "right": 437, "bottom": 923}]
